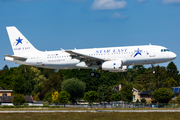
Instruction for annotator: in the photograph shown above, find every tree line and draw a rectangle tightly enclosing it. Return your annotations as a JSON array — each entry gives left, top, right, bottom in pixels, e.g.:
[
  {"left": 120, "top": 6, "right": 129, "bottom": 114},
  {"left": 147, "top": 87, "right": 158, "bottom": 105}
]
[{"left": 0, "top": 61, "right": 179, "bottom": 103}]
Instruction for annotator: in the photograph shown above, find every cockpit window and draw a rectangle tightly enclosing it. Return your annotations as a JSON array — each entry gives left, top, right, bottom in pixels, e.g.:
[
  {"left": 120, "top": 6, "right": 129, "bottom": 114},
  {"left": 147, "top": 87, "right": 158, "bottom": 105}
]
[{"left": 161, "top": 49, "right": 170, "bottom": 52}]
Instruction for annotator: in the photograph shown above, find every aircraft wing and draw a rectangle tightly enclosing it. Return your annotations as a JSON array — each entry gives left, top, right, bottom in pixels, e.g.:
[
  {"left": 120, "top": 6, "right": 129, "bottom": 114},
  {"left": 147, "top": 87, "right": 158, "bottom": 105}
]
[
  {"left": 4, "top": 55, "right": 27, "bottom": 61},
  {"left": 65, "top": 50, "right": 105, "bottom": 66}
]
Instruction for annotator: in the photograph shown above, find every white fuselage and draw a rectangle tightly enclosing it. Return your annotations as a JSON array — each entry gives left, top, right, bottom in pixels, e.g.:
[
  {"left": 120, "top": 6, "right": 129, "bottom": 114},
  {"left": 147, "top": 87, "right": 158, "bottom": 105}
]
[
  {"left": 5, "top": 45, "right": 177, "bottom": 70},
  {"left": 4, "top": 26, "right": 177, "bottom": 77}
]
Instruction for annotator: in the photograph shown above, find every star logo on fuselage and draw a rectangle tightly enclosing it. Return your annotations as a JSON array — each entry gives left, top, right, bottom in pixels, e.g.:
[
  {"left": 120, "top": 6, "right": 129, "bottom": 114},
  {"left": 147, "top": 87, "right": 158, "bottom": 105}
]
[
  {"left": 16, "top": 37, "right": 23, "bottom": 46},
  {"left": 134, "top": 48, "right": 142, "bottom": 57}
]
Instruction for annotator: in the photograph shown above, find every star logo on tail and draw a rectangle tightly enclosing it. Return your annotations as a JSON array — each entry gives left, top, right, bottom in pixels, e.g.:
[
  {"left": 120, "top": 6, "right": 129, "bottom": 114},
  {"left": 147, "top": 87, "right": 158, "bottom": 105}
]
[
  {"left": 16, "top": 37, "right": 23, "bottom": 46},
  {"left": 134, "top": 48, "right": 142, "bottom": 57}
]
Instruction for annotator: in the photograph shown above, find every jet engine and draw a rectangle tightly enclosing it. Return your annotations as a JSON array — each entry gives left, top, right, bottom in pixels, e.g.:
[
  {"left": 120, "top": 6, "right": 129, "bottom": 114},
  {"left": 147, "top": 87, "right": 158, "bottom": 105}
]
[
  {"left": 101, "top": 61, "right": 128, "bottom": 72},
  {"left": 108, "top": 66, "right": 128, "bottom": 72}
]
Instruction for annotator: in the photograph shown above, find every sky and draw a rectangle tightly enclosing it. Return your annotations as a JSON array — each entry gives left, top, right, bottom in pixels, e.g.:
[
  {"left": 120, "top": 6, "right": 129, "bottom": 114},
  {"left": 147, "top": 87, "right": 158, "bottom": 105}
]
[{"left": 0, "top": 0, "right": 180, "bottom": 70}]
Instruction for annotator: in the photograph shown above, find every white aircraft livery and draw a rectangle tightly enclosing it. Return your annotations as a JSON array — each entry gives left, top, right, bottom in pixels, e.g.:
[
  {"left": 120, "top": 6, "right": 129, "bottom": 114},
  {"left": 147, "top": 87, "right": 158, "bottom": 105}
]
[{"left": 4, "top": 26, "right": 177, "bottom": 78}]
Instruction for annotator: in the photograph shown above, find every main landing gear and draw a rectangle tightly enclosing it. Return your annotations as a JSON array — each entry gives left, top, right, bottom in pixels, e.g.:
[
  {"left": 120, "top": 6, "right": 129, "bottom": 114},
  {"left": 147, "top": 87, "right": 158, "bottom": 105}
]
[
  {"left": 90, "top": 68, "right": 100, "bottom": 78},
  {"left": 90, "top": 72, "right": 100, "bottom": 78}
]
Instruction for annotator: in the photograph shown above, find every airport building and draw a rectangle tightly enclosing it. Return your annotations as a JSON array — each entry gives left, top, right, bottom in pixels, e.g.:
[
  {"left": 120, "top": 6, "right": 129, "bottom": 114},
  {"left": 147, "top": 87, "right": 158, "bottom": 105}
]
[{"left": 0, "top": 87, "right": 33, "bottom": 105}]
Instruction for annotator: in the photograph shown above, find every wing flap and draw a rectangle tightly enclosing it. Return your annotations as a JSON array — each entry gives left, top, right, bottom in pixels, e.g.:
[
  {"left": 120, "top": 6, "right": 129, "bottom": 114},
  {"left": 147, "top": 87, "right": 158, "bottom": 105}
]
[{"left": 65, "top": 50, "right": 105, "bottom": 64}]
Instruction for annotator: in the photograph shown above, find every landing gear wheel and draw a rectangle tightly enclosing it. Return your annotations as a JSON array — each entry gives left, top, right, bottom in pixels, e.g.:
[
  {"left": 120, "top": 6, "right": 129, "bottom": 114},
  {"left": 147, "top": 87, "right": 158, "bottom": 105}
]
[
  {"left": 95, "top": 73, "right": 100, "bottom": 78},
  {"left": 90, "top": 72, "right": 95, "bottom": 77}
]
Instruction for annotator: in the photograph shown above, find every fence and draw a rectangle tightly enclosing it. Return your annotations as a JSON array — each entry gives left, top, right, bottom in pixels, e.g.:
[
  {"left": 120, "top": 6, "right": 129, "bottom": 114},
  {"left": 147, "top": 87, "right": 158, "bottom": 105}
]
[
  {"left": 48, "top": 102, "right": 180, "bottom": 108},
  {"left": 1, "top": 102, "right": 180, "bottom": 108}
]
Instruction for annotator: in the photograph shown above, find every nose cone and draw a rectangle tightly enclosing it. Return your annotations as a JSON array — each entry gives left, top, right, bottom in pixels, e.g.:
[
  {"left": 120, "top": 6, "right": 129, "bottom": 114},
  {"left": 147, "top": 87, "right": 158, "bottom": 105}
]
[{"left": 171, "top": 52, "right": 177, "bottom": 60}]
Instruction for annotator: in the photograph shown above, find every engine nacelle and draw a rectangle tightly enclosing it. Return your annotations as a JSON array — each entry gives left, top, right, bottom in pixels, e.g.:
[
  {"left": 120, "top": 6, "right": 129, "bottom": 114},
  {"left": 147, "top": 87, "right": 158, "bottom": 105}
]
[
  {"left": 102, "top": 61, "right": 123, "bottom": 70},
  {"left": 109, "top": 66, "right": 128, "bottom": 72},
  {"left": 101, "top": 61, "right": 128, "bottom": 72}
]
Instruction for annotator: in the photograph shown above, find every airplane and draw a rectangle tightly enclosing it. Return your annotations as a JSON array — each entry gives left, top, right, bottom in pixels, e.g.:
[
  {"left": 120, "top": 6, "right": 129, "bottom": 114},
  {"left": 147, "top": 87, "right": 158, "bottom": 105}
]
[{"left": 4, "top": 26, "right": 177, "bottom": 78}]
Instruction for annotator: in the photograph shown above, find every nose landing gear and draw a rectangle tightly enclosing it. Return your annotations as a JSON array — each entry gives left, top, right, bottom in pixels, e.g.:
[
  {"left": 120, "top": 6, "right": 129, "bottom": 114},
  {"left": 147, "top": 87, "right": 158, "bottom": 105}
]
[{"left": 151, "top": 64, "right": 155, "bottom": 74}]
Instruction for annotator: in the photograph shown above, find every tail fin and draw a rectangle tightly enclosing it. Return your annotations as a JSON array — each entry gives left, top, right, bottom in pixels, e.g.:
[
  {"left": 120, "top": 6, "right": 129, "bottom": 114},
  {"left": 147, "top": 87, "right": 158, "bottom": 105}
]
[{"left": 6, "top": 26, "right": 39, "bottom": 55}]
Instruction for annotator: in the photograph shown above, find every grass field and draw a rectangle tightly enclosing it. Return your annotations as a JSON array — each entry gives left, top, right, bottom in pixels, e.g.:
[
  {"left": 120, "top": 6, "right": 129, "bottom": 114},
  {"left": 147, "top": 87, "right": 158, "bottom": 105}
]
[
  {"left": 0, "top": 112, "right": 180, "bottom": 120},
  {"left": 0, "top": 108, "right": 180, "bottom": 120}
]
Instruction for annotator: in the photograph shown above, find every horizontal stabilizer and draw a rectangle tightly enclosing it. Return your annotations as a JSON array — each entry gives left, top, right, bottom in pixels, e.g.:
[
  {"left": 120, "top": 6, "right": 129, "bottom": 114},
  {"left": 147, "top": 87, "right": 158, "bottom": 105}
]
[{"left": 4, "top": 55, "right": 27, "bottom": 61}]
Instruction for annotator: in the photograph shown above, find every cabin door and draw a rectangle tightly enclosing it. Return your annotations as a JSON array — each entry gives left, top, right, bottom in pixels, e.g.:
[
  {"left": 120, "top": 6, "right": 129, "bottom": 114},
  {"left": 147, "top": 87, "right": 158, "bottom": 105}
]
[{"left": 149, "top": 46, "right": 155, "bottom": 57}]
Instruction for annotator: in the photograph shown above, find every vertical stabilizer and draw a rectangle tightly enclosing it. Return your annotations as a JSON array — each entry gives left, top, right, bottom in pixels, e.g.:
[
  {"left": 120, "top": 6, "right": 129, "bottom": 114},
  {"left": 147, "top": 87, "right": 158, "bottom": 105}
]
[{"left": 6, "top": 26, "right": 39, "bottom": 55}]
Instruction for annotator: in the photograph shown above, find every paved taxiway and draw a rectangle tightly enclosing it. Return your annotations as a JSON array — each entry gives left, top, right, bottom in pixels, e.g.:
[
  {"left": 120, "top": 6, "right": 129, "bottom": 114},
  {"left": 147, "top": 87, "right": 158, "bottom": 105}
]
[{"left": 0, "top": 110, "right": 180, "bottom": 113}]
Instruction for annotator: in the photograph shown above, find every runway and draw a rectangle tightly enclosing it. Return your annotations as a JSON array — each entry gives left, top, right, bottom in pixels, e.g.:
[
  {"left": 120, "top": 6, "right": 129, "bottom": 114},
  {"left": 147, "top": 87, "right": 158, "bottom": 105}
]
[{"left": 0, "top": 110, "right": 180, "bottom": 113}]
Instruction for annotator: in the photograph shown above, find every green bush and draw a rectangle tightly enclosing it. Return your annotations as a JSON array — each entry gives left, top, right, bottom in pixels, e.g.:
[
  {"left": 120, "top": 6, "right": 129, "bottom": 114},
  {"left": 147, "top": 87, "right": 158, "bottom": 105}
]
[
  {"left": 43, "top": 91, "right": 53, "bottom": 103},
  {"left": 43, "top": 102, "right": 49, "bottom": 107},
  {"left": 1, "top": 106, "right": 15, "bottom": 108},
  {"left": 111, "top": 92, "right": 122, "bottom": 101},
  {"left": 58, "top": 91, "right": 71, "bottom": 107},
  {"left": 84, "top": 91, "right": 98, "bottom": 104},
  {"left": 152, "top": 88, "right": 174, "bottom": 103},
  {"left": 12, "top": 94, "right": 25, "bottom": 106},
  {"left": 61, "top": 78, "right": 86, "bottom": 103},
  {"left": 136, "top": 99, "right": 140, "bottom": 103},
  {"left": 168, "top": 99, "right": 177, "bottom": 104},
  {"left": 141, "top": 98, "right": 146, "bottom": 104},
  {"left": 23, "top": 103, "right": 29, "bottom": 106},
  {"left": 176, "top": 94, "right": 180, "bottom": 104}
]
